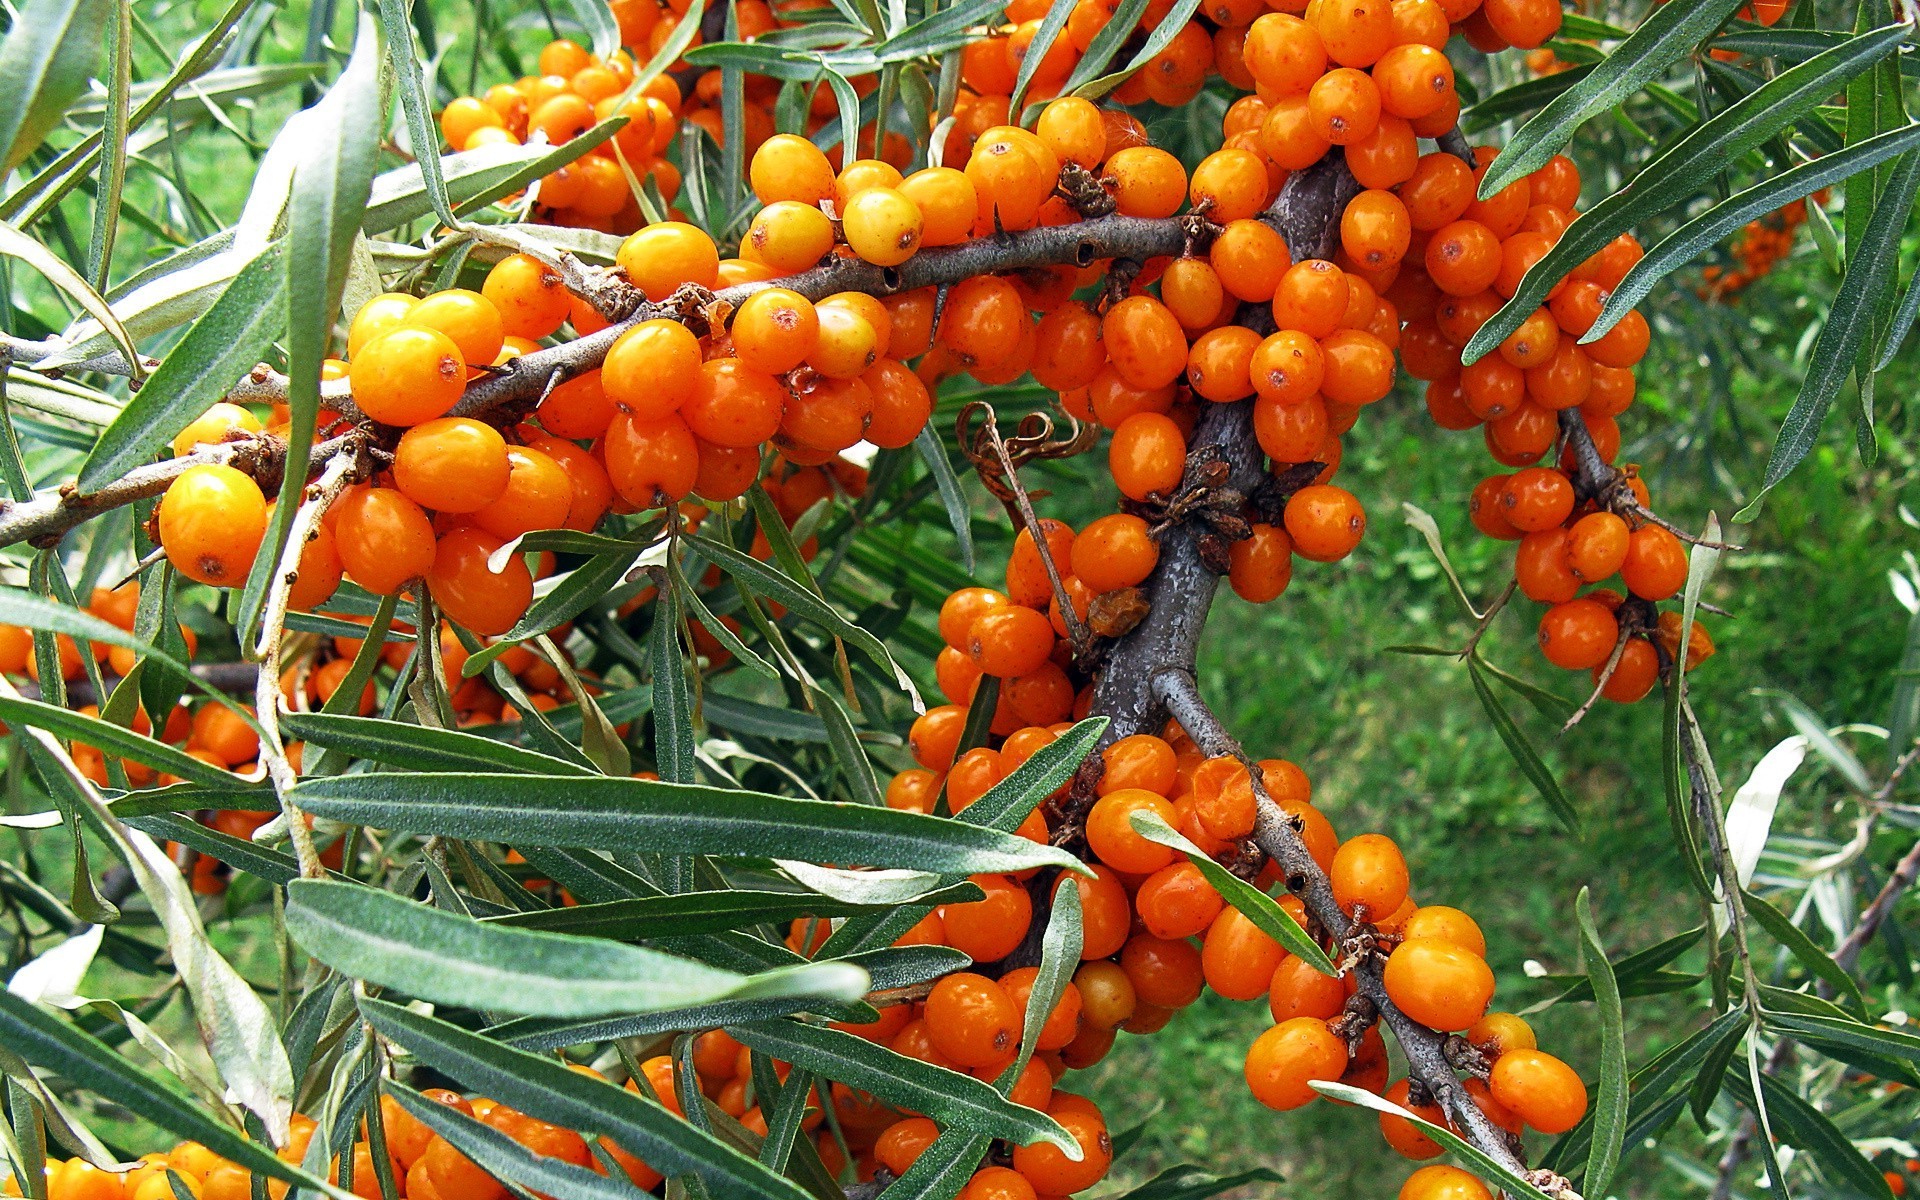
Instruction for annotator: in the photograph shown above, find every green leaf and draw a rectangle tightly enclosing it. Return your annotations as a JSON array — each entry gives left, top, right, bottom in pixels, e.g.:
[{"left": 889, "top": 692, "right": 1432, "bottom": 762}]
[
  {"left": 1478, "top": 0, "right": 1747, "bottom": 197},
  {"left": 726, "top": 1021, "right": 1076, "bottom": 1151},
  {"left": 563, "top": 0, "right": 621, "bottom": 60},
  {"left": 1009, "top": 0, "right": 1075, "bottom": 118},
  {"left": 1575, "top": 889, "right": 1627, "bottom": 1199},
  {"left": 1687, "top": 1011, "right": 1749, "bottom": 1130},
  {"left": 912, "top": 425, "right": 975, "bottom": 572},
  {"left": 872, "top": 0, "right": 1006, "bottom": 63},
  {"left": 78, "top": 243, "right": 286, "bottom": 490},
  {"left": 1746, "top": 147, "right": 1920, "bottom": 515},
  {"left": 1465, "top": 656, "right": 1579, "bottom": 833},
  {"left": 374, "top": 0, "right": 460, "bottom": 230},
  {"left": 881, "top": 1130, "right": 991, "bottom": 1200},
  {"left": 0, "top": 695, "right": 243, "bottom": 788},
  {"left": 488, "top": 883, "right": 983, "bottom": 940},
  {"left": 241, "top": 13, "right": 384, "bottom": 637},
  {"left": 0, "top": 219, "right": 141, "bottom": 380},
  {"left": 654, "top": 573, "right": 697, "bottom": 784},
  {"left": 0, "top": 0, "right": 109, "bottom": 174},
  {"left": 292, "top": 773, "right": 1081, "bottom": 874},
  {"left": 281, "top": 711, "right": 599, "bottom": 776},
  {"left": 1071, "top": 0, "right": 1204, "bottom": 99},
  {"left": 1009, "top": 874, "right": 1081, "bottom": 1071},
  {"left": 285, "top": 879, "right": 868, "bottom": 1018},
  {"left": 689, "top": 533, "right": 919, "bottom": 703},
  {"left": 1460, "top": 68, "right": 1591, "bottom": 135},
  {"left": 0, "top": 592, "right": 253, "bottom": 721},
  {"left": 0, "top": 992, "right": 352, "bottom": 1199},
  {"left": 385, "top": 1084, "right": 636, "bottom": 1200},
  {"left": 124, "top": 812, "right": 310, "bottom": 887},
  {"left": 462, "top": 550, "right": 641, "bottom": 677},
  {"left": 1723, "top": 1066, "right": 1892, "bottom": 1200},
  {"left": 360, "top": 1000, "right": 813, "bottom": 1200},
  {"left": 1311, "top": 1082, "right": 1557, "bottom": 1200},
  {"left": 1130, "top": 810, "right": 1336, "bottom": 976},
  {"left": 1741, "top": 890, "right": 1868, "bottom": 1015},
  {"left": 1466, "top": 24, "right": 1911, "bottom": 365},
  {"left": 1109, "top": 1166, "right": 1288, "bottom": 1199}
]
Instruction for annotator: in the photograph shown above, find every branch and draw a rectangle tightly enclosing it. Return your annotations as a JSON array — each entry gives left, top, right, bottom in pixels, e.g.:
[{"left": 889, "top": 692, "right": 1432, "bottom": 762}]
[
  {"left": 0, "top": 432, "right": 359, "bottom": 550},
  {"left": 1155, "top": 668, "right": 1541, "bottom": 1187}
]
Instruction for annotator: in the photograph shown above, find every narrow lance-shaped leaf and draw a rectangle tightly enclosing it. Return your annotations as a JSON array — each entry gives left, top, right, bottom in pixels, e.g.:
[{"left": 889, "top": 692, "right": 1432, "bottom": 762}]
[
  {"left": 0, "top": 0, "right": 110, "bottom": 175},
  {"left": 1131, "top": 811, "right": 1336, "bottom": 975},
  {"left": 1311, "top": 1083, "right": 1558, "bottom": 1200},
  {"left": 292, "top": 772, "right": 1084, "bottom": 875},
  {"left": 78, "top": 243, "right": 286, "bottom": 490},
  {"left": 1478, "top": 0, "right": 1747, "bottom": 197},
  {"left": 1465, "top": 657, "right": 1580, "bottom": 833},
  {"left": 285, "top": 879, "right": 868, "bottom": 1018},
  {"left": 1575, "top": 888, "right": 1628, "bottom": 1199},
  {"left": 725, "top": 1021, "right": 1077, "bottom": 1151}
]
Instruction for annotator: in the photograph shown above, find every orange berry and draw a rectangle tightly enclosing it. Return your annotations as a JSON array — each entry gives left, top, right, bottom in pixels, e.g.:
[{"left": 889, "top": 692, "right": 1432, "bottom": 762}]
[
  {"left": 159, "top": 465, "right": 267, "bottom": 587},
  {"left": 1401, "top": 1165, "right": 1493, "bottom": 1200},
  {"left": 1245, "top": 1017, "right": 1348, "bottom": 1110},
  {"left": 333, "top": 487, "right": 436, "bottom": 596},
  {"left": 393, "top": 418, "right": 511, "bottom": 513},
  {"left": 429, "top": 528, "right": 533, "bottom": 636},
  {"left": 843, "top": 187, "right": 925, "bottom": 266},
  {"left": 1384, "top": 937, "right": 1496, "bottom": 1030},
  {"left": 924, "top": 972, "right": 1021, "bottom": 1068},
  {"left": 1329, "top": 832, "right": 1408, "bottom": 918},
  {"left": 618, "top": 221, "right": 720, "bottom": 301},
  {"left": 601, "top": 319, "right": 703, "bottom": 420},
  {"left": 351, "top": 327, "right": 466, "bottom": 426},
  {"left": 1488, "top": 1049, "right": 1587, "bottom": 1133}
]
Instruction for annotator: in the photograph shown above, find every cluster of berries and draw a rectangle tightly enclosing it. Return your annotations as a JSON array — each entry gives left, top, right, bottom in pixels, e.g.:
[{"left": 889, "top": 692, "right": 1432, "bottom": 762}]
[{"left": 1701, "top": 197, "right": 1814, "bottom": 299}]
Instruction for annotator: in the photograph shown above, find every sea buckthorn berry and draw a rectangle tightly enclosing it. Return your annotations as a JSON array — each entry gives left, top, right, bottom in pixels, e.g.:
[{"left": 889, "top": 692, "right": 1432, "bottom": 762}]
[
  {"left": 1010, "top": 1103, "right": 1112, "bottom": 1194},
  {"left": 685, "top": 359, "right": 786, "bottom": 448},
  {"left": 1161, "top": 257, "right": 1228, "bottom": 331},
  {"left": 731, "top": 288, "right": 820, "bottom": 374},
  {"left": 1525, "top": 341, "right": 1591, "bottom": 410},
  {"left": 939, "top": 275, "right": 1027, "bottom": 370},
  {"left": 1002, "top": 966, "right": 1083, "bottom": 1051},
  {"left": 1657, "top": 610, "right": 1716, "bottom": 671},
  {"left": 1031, "top": 302, "right": 1107, "bottom": 392},
  {"left": 1065, "top": 867, "right": 1133, "bottom": 962},
  {"left": 1035, "top": 96, "right": 1106, "bottom": 168},
  {"left": 1621, "top": 525, "right": 1688, "bottom": 599},
  {"left": 348, "top": 291, "right": 420, "bottom": 358},
  {"left": 1373, "top": 43, "right": 1454, "bottom": 119},
  {"left": 1513, "top": 526, "right": 1579, "bottom": 602},
  {"left": 1467, "top": 1012, "right": 1537, "bottom": 1059},
  {"left": 1101, "top": 733, "right": 1178, "bottom": 796},
  {"left": 864, "top": 360, "right": 934, "bottom": 448},
  {"left": 1250, "top": 329, "right": 1325, "bottom": 406},
  {"left": 159, "top": 465, "right": 267, "bottom": 587},
  {"left": 1402, "top": 1165, "right": 1494, "bottom": 1200},
  {"left": 536, "top": 370, "right": 615, "bottom": 440},
  {"left": 1600, "top": 637, "right": 1661, "bottom": 703},
  {"left": 924, "top": 973, "right": 1021, "bottom": 1069},
  {"left": 959, "top": 1166, "right": 1036, "bottom": 1200},
  {"left": 428, "top": 528, "right": 533, "bottom": 636},
  {"left": 1483, "top": 0, "right": 1563, "bottom": 48},
  {"left": 1072, "top": 513, "right": 1160, "bottom": 593},
  {"left": 602, "top": 319, "right": 702, "bottom": 421},
  {"left": 333, "top": 487, "right": 436, "bottom": 596},
  {"left": 1272, "top": 260, "right": 1348, "bottom": 339},
  {"left": 1212, "top": 219, "right": 1292, "bottom": 301},
  {"left": 1284, "top": 484, "right": 1366, "bottom": 562},
  {"left": 909, "top": 704, "right": 966, "bottom": 770},
  {"left": 1007, "top": 519, "right": 1076, "bottom": 609},
  {"left": 1341, "top": 190, "right": 1412, "bottom": 269},
  {"left": 1256, "top": 394, "right": 1331, "bottom": 463},
  {"left": 750, "top": 133, "right": 835, "bottom": 206},
  {"left": 173, "top": 402, "right": 262, "bottom": 457},
  {"left": 1076, "top": 960, "right": 1138, "bottom": 1031},
  {"left": 1109, "top": 412, "right": 1187, "bottom": 501},
  {"left": 1188, "top": 326, "right": 1261, "bottom": 403},
  {"left": 407, "top": 289, "right": 505, "bottom": 370},
  {"left": 942, "top": 873, "right": 1034, "bottom": 963},
  {"left": 351, "top": 327, "right": 466, "bottom": 426},
  {"left": 1403, "top": 905, "right": 1486, "bottom": 955},
  {"left": 1102, "top": 147, "right": 1188, "bottom": 218},
  {"left": 1319, "top": 329, "right": 1395, "bottom": 406},
  {"left": 483, "top": 254, "right": 571, "bottom": 339},
  {"left": 1500, "top": 467, "right": 1573, "bottom": 532},
  {"left": 1260, "top": 95, "right": 1333, "bottom": 171},
  {"left": 1329, "top": 832, "right": 1408, "bottom": 919},
  {"left": 1190, "top": 147, "right": 1270, "bottom": 221},
  {"left": 1347, "top": 115, "right": 1419, "bottom": 189},
  {"left": 843, "top": 187, "right": 924, "bottom": 266},
  {"left": 1202, "top": 905, "right": 1286, "bottom": 1000},
  {"left": 472, "top": 445, "right": 572, "bottom": 538},
  {"left": 603, "top": 412, "right": 699, "bottom": 509},
  {"left": 1488, "top": 1049, "right": 1587, "bottom": 1133},
  {"left": 939, "top": 587, "right": 1009, "bottom": 650},
  {"left": 1499, "top": 308, "right": 1560, "bottom": 369},
  {"left": 1085, "top": 788, "right": 1178, "bottom": 874},
  {"left": 1229, "top": 522, "right": 1293, "bottom": 604},
  {"left": 967, "top": 605, "right": 1056, "bottom": 678},
  {"left": 1384, "top": 937, "right": 1496, "bottom": 1030},
  {"left": 1538, "top": 598, "right": 1619, "bottom": 670},
  {"left": 1566, "top": 511, "right": 1630, "bottom": 581},
  {"left": 1308, "top": 68, "right": 1380, "bottom": 145},
  {"left": 393, "top": 418, "right": 511, "bottom": 514},
  {"left": 745, "top": 201, "right": 835, "bottom": 273},
  {"left": 1120, "top": 933, "right": 1205, "bottom": 1009},
  {"left": 966, "top": 132, "right": 1055, "bottom": 230},
  {"left": 1399, "top": 153, "right": 1474, "bottom": 230},
  {"left": 875, "top": 1118, "right": 940, "bottom": 1178},
  {"left": 618, "top": 221, "right": 720, "bottom": 302},
  {"left": 1102, "top": 296, "right": 1187, "bottom": 390},
  {"left": 1245, "top": 12, "right": 1327, "bottom": 93},
  {"left": 1380, "top": 1078, "right": 1447, "bottom": 1159},
  {"left": 1245, "top": 1017, "right": 1349, "bottom": 1110},
  {"left": 1425, "top": 220, "right": 1502, "bottom": 295},
  {"left": 1268, "top": 953, "right": 1344, "bottom": 1022},
  {"left": 898, "top": 167, "right": 979, "bottom": 247}
]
